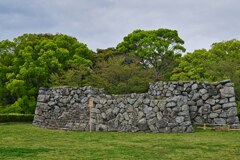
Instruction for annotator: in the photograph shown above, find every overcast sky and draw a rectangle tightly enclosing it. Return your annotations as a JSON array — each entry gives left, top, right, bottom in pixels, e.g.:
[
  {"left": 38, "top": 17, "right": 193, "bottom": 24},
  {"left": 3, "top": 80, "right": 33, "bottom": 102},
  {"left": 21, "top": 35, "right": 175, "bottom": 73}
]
[{"left": 1, "top": 0, "right": 240, "bottom": 53}]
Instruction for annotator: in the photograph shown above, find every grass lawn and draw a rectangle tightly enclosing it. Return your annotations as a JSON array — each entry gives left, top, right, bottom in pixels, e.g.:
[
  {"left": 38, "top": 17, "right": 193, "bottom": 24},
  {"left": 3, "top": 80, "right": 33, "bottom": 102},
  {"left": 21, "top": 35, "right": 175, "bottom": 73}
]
[{"left": 0, "top": 123, "right": 240, "bottom": 160}]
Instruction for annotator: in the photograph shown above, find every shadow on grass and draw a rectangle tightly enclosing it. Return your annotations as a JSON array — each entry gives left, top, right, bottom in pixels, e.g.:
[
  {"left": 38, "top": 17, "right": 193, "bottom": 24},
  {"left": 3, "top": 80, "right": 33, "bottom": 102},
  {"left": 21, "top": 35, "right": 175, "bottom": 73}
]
[{"left": 0, "top": 147, "right": 49, "bottom": 158}]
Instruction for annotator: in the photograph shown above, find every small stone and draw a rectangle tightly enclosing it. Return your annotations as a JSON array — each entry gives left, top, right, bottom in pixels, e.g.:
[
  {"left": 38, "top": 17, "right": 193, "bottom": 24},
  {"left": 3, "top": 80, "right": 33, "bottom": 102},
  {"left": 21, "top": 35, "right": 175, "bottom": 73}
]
[
  {"left": 194, "top": 116, "right": 204, "bottom": 124},
  {"left": 156, "top": 119, "right": 168, "bottom": 128},
  {"left": 149, "top": 125, "right": 158, "bottom": 132},
  {"left": 178, "top": 111, "right": 187, "bottom": 116},
  {"left": 100, "top": 98, "right": 107, "bottom": 104},
  {"left": 190, "top": 106, "right": 198, "bottom": 112},
  {"left": 212, "top": 105, "right": 221, "bottom": 111},
  {"left": 227, "top": 117, "right": 237, "bottom": 124},
  {"left": 138, "top": 118, "right": 148, "bottom": 131},
  {"left": 143, "top": 106, "right": 151, "bottom": 114},
  {"left": 214, "top": 118, "right": 226, "bottom": 125},
  {"left": 176, "top": 116, "right": 184, "bottom": 123},
  {"left": 209, "top": 113, "right": 218, "bottom": 118},
  {"left": 37, "top": 95, "right": 50, "bottom": 102},
  {"left": 112, "top": 107, "right": 120, "bottom": 115},
  {"left": 166, "top": 102, "right": 176, "bottom": 107},
  {"left": 220, "top": 87, "right": 235, "bottom": 98},
  {"left": 191, "top": 83, "right": 198, "bottom": 90},
  {"left": 222, "top": 103, "right": 237, "bottom": 109},
  {"left": 202, "top": 93, "right": 210, "bottom": 100},
  {"left": 156, "top": 112, "right": 163, "bottom": 120},
  {"left": 182, "top": 105, "right": 189, "bottom": 111},
  {"left": 229, "top": 97, "right": 236, "bottom": 102},
  {"left": 48, "top": 101, "right": 56, "bottom": 106},
  {"left": 227, "top": 107, "right": 237, "bottom": 117},
  {"left": 213, "top": 109, "right": 222, "bottom": 114},
  {"left": 147, "top": 118, "right": 157, "bottom": 125},
  {"left": 138, "top": 111, "right": 144, "bottom": 119},
  {"left": 118, "top": 102, "right": 125, "bottom": 108},
  {"left": 146, "top": 111, "right": 156, "bottom": 119},
  {"left": 219, "top": 112, "right": 227, "bottom": 118},
  {"left": 199, "top": 89, "right": 207, "bottom": 95},
  {"left": 153, "top": 107, "right": 159, "bottom": 112},
  {"left": 127, "top": 98, "right": 136, "bottom": 104},
  {"left": 196, "top": 99, "right": 203, "bottom": 106},
  {"left": 219, "top": 98, "right": 228, "bottom": 104},
  {"left": 143, "top": 98, "right": 150, "bottom": 104},
  {"left": 126, "top": 105, "right": 134, "bottom": 112},
  {"left": 123, "top": 112, "right": 129, "bottom": 120},
  {"left": 187, "top": 101, "right": 196, "bottom": 106},
  {"left": 192, "top": 93, "right": 200, "bottom": 100},
  {"left": 116, "top": 113, "right": 124, "bottom": 122},
  {"left": 101, "top": 113, "right": 106, "bottom": 119},
  {"left": 205, "top": 99, "right": 215, "bottom": 105},
  {"left": 158, "top": 101, "right": 166, "bottom": 109},
  {"left": 166, "top": 92, "right": 172, "bottom": 97},
  {"left": 70, "top": 99, "right": 75, "bottom": 104}
]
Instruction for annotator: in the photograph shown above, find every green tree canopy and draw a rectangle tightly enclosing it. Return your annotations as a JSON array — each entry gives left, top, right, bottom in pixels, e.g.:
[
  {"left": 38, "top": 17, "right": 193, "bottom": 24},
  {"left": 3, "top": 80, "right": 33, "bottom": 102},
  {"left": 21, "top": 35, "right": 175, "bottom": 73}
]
[
  {"left": 86, "top": 55, "right": 154, "bottom": 94},
  {"left": 0, "top": 33, "right": 94, "bottom": 113},
  {"left": 116, "top": 28, "right": 185, "bottom": 80}
]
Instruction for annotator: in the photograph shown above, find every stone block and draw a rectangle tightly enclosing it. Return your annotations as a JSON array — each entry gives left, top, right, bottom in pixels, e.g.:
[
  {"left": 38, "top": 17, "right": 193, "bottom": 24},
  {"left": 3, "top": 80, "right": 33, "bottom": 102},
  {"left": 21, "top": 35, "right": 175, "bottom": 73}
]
[
  {"left": 205, "top": 99, "right": 215, "bottom": 105},
  {"left": 209, "top": 113, "right": 218, "bottom": 118},
  {"left": 176, "top": 116, "right": 184, "bottom": 123},
  {"left": 190, "top": 106, "right": 198, "bottom": 112},
  {"left": 220, "top": 87, "right": 235, "bottom": 98},
  {"left": 138, "top": 118, "right": 148, "bottom": 131},
  {"left": 37, "top": 95, "right": 50, "bottom": 102},
  {"left": 199, "top": 89, "right": 207, "bottom": 95},
  {"left": 222, "top": 103, "right": 237, "bottom": 109},
  {"left": 214, "top": 118, "right": 226, "bottom": 125},
  {"left": 112, "top": 107, "right": 120, "bottom": 115},
  {"left": 166, "top": 102, "right": 176, "bottom": 108}
]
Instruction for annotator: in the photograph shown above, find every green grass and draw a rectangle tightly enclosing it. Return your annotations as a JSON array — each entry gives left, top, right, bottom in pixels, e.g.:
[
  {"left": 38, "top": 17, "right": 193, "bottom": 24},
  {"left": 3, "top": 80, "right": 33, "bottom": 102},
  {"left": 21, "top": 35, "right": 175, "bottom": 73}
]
[{"left": 0, "top": 123, "right": 240, "bottom": 160}]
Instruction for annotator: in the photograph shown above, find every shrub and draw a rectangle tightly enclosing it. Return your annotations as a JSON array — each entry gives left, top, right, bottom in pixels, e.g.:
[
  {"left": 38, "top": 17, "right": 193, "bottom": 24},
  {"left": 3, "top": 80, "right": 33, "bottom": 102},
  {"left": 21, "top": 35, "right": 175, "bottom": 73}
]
[
  {"left": 0, "top": 105, "right": 22, "bottom": 114},
  {"left": 0, "top": 114, "right": 34, "bottom": 123}
]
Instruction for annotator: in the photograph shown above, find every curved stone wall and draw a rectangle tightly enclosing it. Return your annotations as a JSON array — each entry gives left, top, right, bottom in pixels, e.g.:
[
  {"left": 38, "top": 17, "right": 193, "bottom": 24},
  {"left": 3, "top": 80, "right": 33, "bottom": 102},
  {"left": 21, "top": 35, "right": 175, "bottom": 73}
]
[{"left": 33, "top": 80, "right": 239, "bottom": 132}]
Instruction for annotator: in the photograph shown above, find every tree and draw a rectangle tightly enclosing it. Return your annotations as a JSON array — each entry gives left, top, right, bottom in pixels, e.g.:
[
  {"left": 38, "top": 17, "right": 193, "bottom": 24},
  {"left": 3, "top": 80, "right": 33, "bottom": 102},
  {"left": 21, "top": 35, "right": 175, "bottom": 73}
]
[
  {"left": 50, "top": 64, "right": 90, "bottom": 87},
  {"left": 116, "top": 28, "right": 185, "bottom": 80},
  {"left": 170, "top": 49, "right": 216, "bottom": 81},
  {"left": 86, "top": 56, "right": 154, "bottom": 94},
  {"left": 95, "top": 47, "right": 119, "bottom": 62},
  {"left": 0, "top": 33, "right": 94, "bottom": 113}
]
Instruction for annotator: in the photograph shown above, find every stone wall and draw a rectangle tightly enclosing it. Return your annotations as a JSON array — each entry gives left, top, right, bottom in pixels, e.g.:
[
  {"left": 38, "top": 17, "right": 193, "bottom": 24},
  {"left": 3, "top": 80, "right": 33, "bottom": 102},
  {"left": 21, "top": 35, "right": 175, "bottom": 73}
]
[
  {"left": 33, "top": 87, "right": 193, "bottom": 133},
  {"left": 33, "top": 80, "right": 239, "bottom": 132},
  {"left": 148, "top": 80, "right": 239, "bottom": 127}
]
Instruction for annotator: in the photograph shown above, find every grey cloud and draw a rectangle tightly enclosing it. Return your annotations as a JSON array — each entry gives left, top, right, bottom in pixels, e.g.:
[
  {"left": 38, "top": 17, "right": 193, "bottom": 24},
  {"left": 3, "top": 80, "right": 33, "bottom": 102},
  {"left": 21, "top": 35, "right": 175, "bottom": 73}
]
[{"left": 0, "top": 0, "right": 240, "bottom": 52}]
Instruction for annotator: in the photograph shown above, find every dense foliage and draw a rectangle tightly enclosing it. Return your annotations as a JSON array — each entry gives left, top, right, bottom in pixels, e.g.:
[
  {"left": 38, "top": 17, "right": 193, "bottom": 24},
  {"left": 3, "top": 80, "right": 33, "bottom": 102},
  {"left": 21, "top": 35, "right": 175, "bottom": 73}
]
[
  {"left": 116, "top": 28, "right": 185, "bottom": 80},
  {"left": 86, "top": 55, "right": 154, "bottom": 94},
  {"left": 0, "top": 34, "right": 94, "bottom": 113},
  {"left": 0, "top": 30, "right": 240, "bottom": 114}
]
